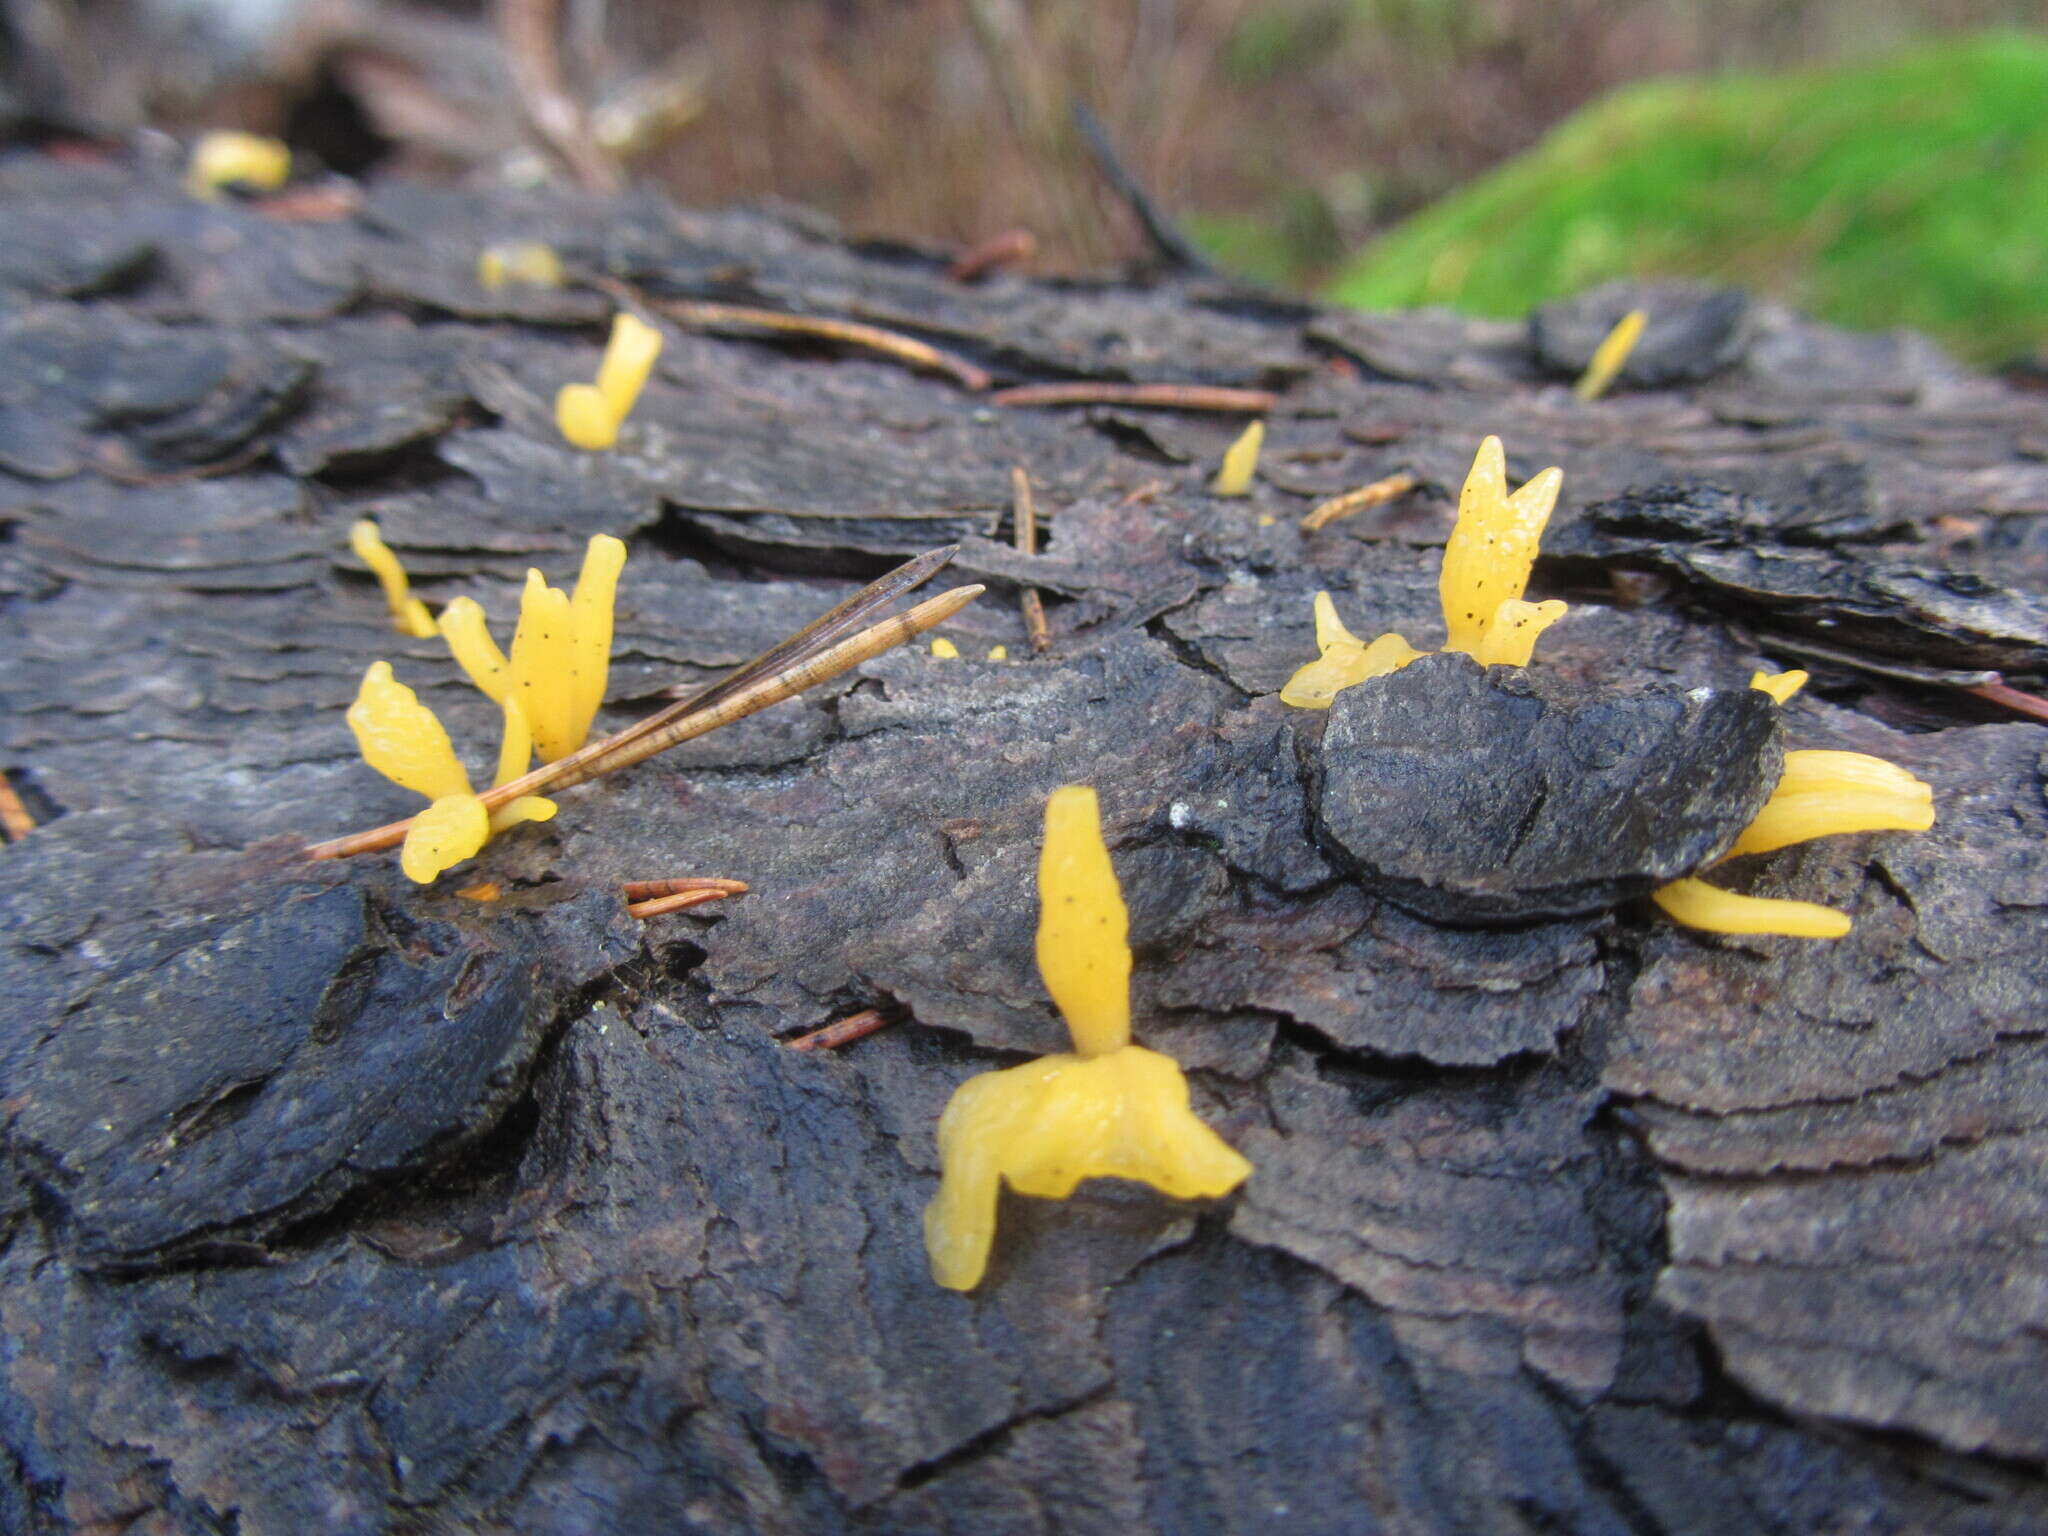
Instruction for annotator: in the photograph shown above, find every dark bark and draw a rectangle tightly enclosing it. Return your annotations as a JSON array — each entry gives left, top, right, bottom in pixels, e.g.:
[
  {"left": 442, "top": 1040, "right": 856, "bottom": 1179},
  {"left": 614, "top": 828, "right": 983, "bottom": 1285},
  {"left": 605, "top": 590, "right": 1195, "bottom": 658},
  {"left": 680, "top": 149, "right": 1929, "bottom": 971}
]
[{"left": 3, "top": 152, "right": 2047, "bottom": 1533}]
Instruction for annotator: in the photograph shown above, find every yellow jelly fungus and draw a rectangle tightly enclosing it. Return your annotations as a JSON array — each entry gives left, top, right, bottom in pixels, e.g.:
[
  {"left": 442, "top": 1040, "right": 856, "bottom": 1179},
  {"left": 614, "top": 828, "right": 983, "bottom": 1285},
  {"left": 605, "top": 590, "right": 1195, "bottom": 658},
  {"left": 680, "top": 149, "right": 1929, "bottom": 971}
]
[
  {"left": 1281, "top": 435, "right": 1567, "bottom": 709},
  {"left": 438, "top": 534, "right": 626, "bottom": 763},
  {"left": 186, "top": 130, "right": 290, "bottom": 200},
  {"left": 923, "top": 786, "right": 1253, "bottom": 1291},
  {"left": 1440, "top": 435, "right": 1564, "bottom": 658},
  {"left": 1750, "top": 668, "right": 1809, "bottom": 705},
  {"left": 1573, "top": 308, "right": 1647, "bottom": 401},
  {"left": 1212, "top": 420, "right": 1265, "bottom": 497},
  {"left": 988, "top": 644, "right": 1008, "bottom": 661},
  {"left": 350, "top": 520, "right": 438, "bottom": 639},
  {"left": 1651, "top": 748, "right": 1934, "bottom": 940},
  {"left": 1278, "top": 592, "right": 1423, "bottom": 709},
  {"left": 346, "top": 663, "right": 558, "bottom": 883},
  {"left": 930, "top": 637, "right": 960, "bottom": 659},
  {"left": 477, "top": 241, "right": 565, "bottom": 290},
  {"left": 556, "top": 313, "right": 664, "bottom": 450}
]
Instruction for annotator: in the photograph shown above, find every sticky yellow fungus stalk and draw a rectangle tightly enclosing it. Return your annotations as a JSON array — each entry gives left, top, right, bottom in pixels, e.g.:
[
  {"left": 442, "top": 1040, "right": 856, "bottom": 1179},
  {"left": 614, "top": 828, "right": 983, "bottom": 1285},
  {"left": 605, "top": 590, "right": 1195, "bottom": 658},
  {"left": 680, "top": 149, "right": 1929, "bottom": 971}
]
[
  {"left": 557, "top": 313, "right": 664, "bottom": 450},
  {"left": 437, "top": 534, "right": 626, "bottom": 762},
  {"left": 923, "top": 786, "right": 1252, "bottom": 1291},
  {"left": 1281, "top": 435, "right": 1565, "bottom": 707},
  {"left": 929, "top": 637, "right": 960, "bottom": 659},
  {"left": 350, "top": 520, "right": 438, "bottom": 639},
  {"left": 187, "top": 131, "right": 290, "bottom": 200},
  {"left": 346, "top": 663, "right": 557, "bottom": 883},
  {"left": 1651, "top": 670, "right": 1934, "bottom": 938},
  {"left": 1212, "top": 420, "right": 1265, "bottom": 497},
  {"left": 1573, "top": 308, "right": 1647, "bottom": 401},
  {"left": 478, "top": 241, "right": 565, "bottom": 290}
]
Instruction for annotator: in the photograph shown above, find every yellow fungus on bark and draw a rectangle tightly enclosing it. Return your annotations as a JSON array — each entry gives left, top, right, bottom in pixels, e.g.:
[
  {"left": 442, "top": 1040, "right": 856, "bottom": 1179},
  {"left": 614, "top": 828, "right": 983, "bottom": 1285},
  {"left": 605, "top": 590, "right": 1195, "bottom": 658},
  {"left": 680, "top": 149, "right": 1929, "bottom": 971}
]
[
  {"left": 349, "top": 520, "right": 437, "bottom": 638},
  {"left": 1650, "top": 878, "right": 1852, "bottom": 939},
  {"left": 1573, "top": 308, "right": 1647, "bottom": 401},
  {"left": 1211, "top": 420, "right": 1265, "bottom": 496},
  {"left": 556, "top": 313, "right": 664, "bottom": 450},
  {"left": 929, "top": 637, "right": 960, "bottom": 659},
  {"left": 186, "top": 131, "right": 290, "bottom": 200},
  {"left": 437, "top": 535, "right": 626, "bottom": 763},
  {"left": 987, "top": 644, "right": 1008, "bottom": 661},
  {"left": 1750, "top": 668, "right": 1809, "bottom": 704},
  {"left": 1281, "top": 436, "right": 1565, "bottom": 708},
  {"left": 923, "top": 786, "right": 1252, "bottom": 1291},
  {"left": 345, "top": 663, "right": 559, "bottom": 884},
  {"left": 478, "top": 241, "right": 565, "bottom": 289}
]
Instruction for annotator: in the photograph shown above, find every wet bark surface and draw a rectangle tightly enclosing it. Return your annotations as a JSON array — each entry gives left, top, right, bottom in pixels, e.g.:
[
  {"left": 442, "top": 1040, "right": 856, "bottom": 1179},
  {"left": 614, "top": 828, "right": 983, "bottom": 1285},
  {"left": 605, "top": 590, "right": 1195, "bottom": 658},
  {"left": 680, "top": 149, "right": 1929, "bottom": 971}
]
[{"left": 3, "top": 155, "right": 2048, "bottom": 1534}]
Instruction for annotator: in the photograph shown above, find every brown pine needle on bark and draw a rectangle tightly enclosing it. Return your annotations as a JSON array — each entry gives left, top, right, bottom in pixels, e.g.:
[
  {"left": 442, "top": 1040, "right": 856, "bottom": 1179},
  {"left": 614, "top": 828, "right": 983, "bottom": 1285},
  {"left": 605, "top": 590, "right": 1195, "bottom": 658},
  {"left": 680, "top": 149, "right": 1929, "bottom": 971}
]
[
  {"left": 1012, "top": 465, "right": 1051, "bottom": 653},
  {"left": 948, "top": 229, "right": 1036, "bottom": 282},
  {"left": 621, "top": 877, "right": 751, "bottom": 902},
  {"left": 992, "top": 382, "right": 1277, "bottom": 413},
  {"left": 786, "top": 1008, "right": 895, "bottom": 1051},
  {"left": 1300, "top": 471, "right": 1420, "bottom": 532},
  {"left": 627, "top": 889, "right": 736, "bottom": 919}
]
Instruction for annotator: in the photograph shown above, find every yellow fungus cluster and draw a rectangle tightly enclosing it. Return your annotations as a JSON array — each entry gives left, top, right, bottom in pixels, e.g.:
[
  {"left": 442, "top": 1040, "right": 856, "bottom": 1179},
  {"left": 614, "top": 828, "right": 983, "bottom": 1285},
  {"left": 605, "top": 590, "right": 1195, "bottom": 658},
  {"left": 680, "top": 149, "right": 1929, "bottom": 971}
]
[
  {"left": 557, "top": 313, "right": 663, "bottom": 450},
  {"left": 350, "top": 520, "right": 438, "bottom": 638},
  {"left": 1651, "top": 670, "right": 1935, "bottom": 938},
  {"left": 187, "top": 131, "right": 290, "bottom": 200},
  {"left": 344, "top": 534, "right": 627, "bottom": 882},
  {"left": 1212, "top": 420, "right": 1265, "bottom": 497},
  {"left": 478, "top": 241, "right": 565, "bottom": 290},
  {"left": 1282, "top": 435, "right": 1565, "bottom": 708},
  {"left": 924, "top": 786, "right": 1252, "bottom": 1291}
]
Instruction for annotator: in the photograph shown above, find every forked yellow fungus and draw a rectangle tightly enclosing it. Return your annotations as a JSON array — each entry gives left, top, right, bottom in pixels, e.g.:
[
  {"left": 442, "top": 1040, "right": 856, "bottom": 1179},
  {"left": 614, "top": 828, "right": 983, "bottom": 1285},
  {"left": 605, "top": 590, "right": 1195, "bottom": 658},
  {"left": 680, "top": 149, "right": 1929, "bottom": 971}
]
[
  {"left": 923, "top": 786, "right": 1252, "bottom": 1291},
  {"left": 1651, "top": 670, "right": 1935, "bottom": 938},
  {"left": 1573, "top": 308, "right": 1647, "bottom": 401},
  {"left": 438, "top": 534, "right": 627, "bottom": 762},
  {"left": 346, "top": 662, "right": 557, "bottom": 884},
  {"left": 350, "top": 519, "right": 438, "bottom": 638},
  {"left": 1212, "top": 420, "right": 1265, "bottom": 497},
  {"left": 1281, "top": 435, "right": 1565, "bottom": 708},
  {"left": 556, "top": 313, "right": 664, "bottom": 450},
  {"left": 186, "top": 130, "right": 290, "bottom": 200},
  {"left": 478, "top": 241, "right": 565, "bottom": 290},
  {"left": 929, "top": 637, "right": 960, "bottom": 659}
]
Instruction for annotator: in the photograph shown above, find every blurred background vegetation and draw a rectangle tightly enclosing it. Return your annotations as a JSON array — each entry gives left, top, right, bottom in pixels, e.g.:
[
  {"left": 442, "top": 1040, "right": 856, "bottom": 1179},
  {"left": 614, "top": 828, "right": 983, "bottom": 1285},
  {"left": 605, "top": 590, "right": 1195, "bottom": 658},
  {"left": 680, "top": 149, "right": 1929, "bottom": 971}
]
[{"left": 4, "top": 0, "right": 2042, "bottom": 363}]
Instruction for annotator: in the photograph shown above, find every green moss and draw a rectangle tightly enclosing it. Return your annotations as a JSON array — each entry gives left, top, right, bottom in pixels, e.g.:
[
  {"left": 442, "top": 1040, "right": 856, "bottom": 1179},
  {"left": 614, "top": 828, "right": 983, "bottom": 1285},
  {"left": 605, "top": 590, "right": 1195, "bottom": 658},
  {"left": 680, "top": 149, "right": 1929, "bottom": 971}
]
[{"left": 1325, "top": 33, "right": 2048, "bottom": 364}]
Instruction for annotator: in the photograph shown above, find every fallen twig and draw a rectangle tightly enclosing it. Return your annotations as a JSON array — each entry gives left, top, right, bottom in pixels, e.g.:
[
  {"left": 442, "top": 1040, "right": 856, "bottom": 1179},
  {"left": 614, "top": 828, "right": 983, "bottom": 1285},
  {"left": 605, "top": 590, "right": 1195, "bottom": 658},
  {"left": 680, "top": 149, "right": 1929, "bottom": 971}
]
[
  {"left": 1300, "top": 471, "right": 1419, "bottom": 532},
  {"left": 496, "top": 0, "right": 621, "bottom": 191},
  {"left": 1969, "top": 678, "right": 2048, "bottom": 723},
  {"left": 992, "top": 382, "right": 1277, "bottom": 412}
]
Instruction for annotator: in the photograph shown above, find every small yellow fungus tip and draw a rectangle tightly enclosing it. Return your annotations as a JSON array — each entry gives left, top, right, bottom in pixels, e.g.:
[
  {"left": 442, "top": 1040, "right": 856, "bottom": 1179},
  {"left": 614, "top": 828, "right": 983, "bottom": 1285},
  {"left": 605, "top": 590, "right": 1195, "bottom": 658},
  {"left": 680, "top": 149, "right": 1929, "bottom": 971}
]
[
  {"left": 987, "top": 644, "right": 1008, "bottom": 661},
  {"left": 1574, "top": 308, "right": 1647, "bottom": 401},
  {"left": 186, "top": 130, "right": 290, "bottom": 201},
  {"left": 922, "top": 786, "right": 1253, "bottom": 1291},
  {"left": 478, "top": 241, "right": 564, "bottom": 290},
  {"left": 1211, "top": 419, "right": 1265, "bottom": 497},
  {"left": 1652, "top": 749, "right": 1935, "bottom": 938},
  {"left": 1281, "top": 436, "right": 1566, "bottom": 708},
  {"left": 349, "top": 520, "right": 437, "bottom": 638},
  {"left": 1750, "top": 668, "right": 1809, "bottom": 705},
  {"left": 929, "top": 637, "right": 960, "bottom": 659},
  {"left": 556, "top": 312, "right": 664, "bottom": 450}
]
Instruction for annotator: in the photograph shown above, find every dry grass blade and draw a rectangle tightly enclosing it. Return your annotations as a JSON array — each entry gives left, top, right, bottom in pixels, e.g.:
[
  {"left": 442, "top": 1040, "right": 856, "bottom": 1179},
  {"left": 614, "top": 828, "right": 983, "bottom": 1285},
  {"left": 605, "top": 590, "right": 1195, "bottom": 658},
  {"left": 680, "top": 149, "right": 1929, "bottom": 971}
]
[{"left": 306, "top": 550, "right": 982, "bottom": 861}]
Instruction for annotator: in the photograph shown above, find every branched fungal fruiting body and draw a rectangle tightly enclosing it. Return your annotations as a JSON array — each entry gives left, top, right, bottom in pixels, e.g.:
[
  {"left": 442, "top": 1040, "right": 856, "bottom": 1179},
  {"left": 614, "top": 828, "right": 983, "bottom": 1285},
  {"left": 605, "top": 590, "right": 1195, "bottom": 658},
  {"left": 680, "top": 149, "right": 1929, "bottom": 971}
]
[
  {"left": 1211, "top": 420, "right": 1265, "bottom": 497},
  {"left": 187, "top": 131, "right": 290, "bottom": 200},
  {"left": 1282, "top": 435, "right": 1565, "bottom": 708},
  {"left": 350, "top": 520, "right": 437, "bottom": 638},
  {"left": 557, "top": 313, "right": 664, "bottom": 450},
  {"left": 1651, "top": 671, "right": 1935, "bottom": 939},
  {"left": 924, "top": 786, "right": 1252, "bottom": 1291},
  {"left": 439, "top": 535, "right": 626, "bottom": 762}
]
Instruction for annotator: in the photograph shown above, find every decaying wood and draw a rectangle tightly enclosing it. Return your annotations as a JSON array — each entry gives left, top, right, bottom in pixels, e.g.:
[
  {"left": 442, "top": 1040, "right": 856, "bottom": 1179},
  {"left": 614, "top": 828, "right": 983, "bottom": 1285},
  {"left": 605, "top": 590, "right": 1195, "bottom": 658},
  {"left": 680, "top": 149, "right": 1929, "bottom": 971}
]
[{"left": 4, "top": 162, "right": 2048, "bottom": 1533}]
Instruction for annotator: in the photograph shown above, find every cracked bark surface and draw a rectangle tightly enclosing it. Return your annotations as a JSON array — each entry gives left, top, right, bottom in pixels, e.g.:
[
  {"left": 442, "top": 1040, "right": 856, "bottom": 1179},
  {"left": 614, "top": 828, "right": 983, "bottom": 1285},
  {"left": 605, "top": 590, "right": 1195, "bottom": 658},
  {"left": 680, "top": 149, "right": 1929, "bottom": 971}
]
[{"left": 3, "top": 153, "right": 2048, "bottom": 1533}]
